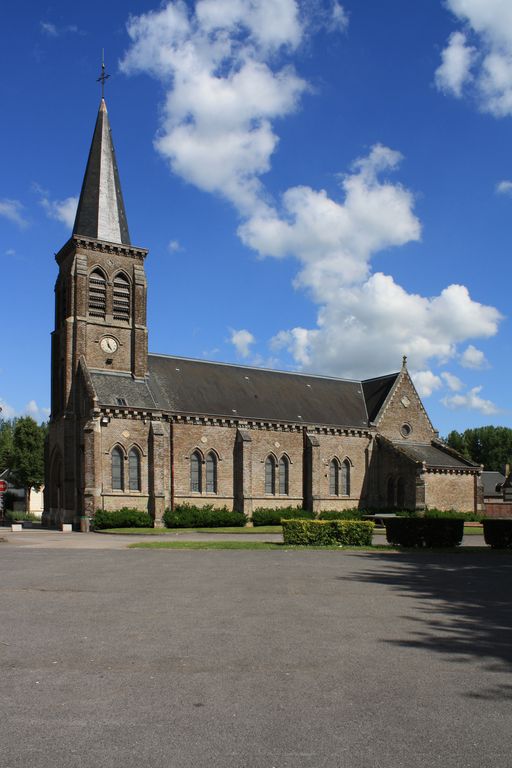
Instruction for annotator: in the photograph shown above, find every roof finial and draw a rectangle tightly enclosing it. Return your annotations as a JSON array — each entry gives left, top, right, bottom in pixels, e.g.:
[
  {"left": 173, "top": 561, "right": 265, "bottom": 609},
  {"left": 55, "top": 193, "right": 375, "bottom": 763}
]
[
  {"left": 97, "top": 49, "right": 110, "bottom": 99},
  {"left": 402, "top": 354, "right": 408, "bottom": 369}
]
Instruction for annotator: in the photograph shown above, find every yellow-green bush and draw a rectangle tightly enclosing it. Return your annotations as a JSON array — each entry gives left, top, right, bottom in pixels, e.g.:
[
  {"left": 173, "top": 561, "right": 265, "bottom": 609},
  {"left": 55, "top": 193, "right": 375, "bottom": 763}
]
[{"left": 282, "top": 519, "right": 374, "bottom": 546}]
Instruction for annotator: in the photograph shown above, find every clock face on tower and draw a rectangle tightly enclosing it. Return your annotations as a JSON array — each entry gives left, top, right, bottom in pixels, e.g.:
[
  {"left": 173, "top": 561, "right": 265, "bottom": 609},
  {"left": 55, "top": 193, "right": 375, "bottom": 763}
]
[{"left": 100, "top": 336, "right": 118, "bottom": 354}]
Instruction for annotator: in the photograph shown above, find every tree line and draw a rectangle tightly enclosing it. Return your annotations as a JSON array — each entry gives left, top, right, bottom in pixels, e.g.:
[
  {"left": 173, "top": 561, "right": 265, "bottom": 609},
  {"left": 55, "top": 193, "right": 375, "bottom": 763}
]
[
  {"left": 445, "top": 426, "right": 512, "bottom": 473},
  {"left": 0, "top": 417, "right": 47, "bottom": 511}
]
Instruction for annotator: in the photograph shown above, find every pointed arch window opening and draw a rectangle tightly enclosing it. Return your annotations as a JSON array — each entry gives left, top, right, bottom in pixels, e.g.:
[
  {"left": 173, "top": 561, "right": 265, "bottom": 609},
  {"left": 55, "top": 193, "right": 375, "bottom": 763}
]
[
  {"left": 111, "top": 446, "right": 124, "bottom": 490},
  {"left": 89, "top": 270, "right": 107, "bottom": 319},
  {"left": 341, "top": 460, "right": 351, "bottom": 496},
  {"left": 190, "top": 451, "right": 202, "bottom": 493},
  {"left": 206, "top": 452, "right": 218, "bottom": 494},
  {"left": 113, "top": 273, "right": 131, "bottom": 321},
  {"left": 265, "top": 455, "right": 276, "bottom": 495},
  {"left": 279, "top": 456, "right": 289, "bottom": 496},
  {"left": 128, "top": 447, "right": 141, "bottom": 492},
  {"left": 329, "top": 459, "right": 340, "bottom": 496}
]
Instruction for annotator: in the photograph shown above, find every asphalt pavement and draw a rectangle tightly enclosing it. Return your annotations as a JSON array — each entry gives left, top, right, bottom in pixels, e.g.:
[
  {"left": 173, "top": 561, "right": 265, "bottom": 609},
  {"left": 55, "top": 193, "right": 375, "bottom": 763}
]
[{"left": 1, "top": 545, "right": 511, "bottom": 767}]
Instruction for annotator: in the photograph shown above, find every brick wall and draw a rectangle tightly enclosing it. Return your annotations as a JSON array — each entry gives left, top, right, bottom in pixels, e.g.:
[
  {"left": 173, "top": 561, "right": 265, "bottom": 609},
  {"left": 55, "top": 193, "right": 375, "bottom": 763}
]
[
  {"left": 484, "top": 502, "right": 512, "bottom": 518},
  {"left": 424, "top": 472, "right": 476, "bottom": 512},
  {"left": 377, "top": 371, "right": 436, "bottom": 443}
]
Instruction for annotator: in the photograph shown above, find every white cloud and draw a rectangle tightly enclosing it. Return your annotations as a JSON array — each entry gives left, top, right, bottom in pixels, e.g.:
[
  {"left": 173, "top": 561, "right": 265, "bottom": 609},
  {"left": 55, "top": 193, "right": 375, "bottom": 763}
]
[
  {"left": 168, "top": 239, "right": 182, "bottom": 252},
  {"left": 37, "top": 188, "right": 78, "bottom": 229},
  {"left": 0, "top": 199, "right": 28, "bottom": 228},
  {"left": 40, "top": 21, "right": 79, "bottom": 37},
  {"left": 460, "top": 343, "right": 488, "bottom": 368},
  {"left": 0, "top": 398, "right": 16, "bottom": 420},
  {"left": 441, "top": 371, "right": 463, "bottom": 391},
  {"left": 442, "top": 386, "right": 499, "bottom": 415},
  {"left": 412, "top": 370, "right": 442, "bottom": 397},
  {"left": 496, "top": 180, "right": 512, "bottom": 195},
  {"left": 121, "top": 1, "right": 308, "bottom": 213},
  {"left": 435, "top": 31, "right": 476, "bottom": 97},
  {"left": 121, "top": 2, "right": 503, "bottom": 383},
  {"left": 24, "top": 400, "right": 50, "bottom": 420},
  {"left": 230, "top": 328, "right": 255, "bottom": 358},
  {"left": 329, "top": 2, "right": 349, "bottom": 33},
  {"left": 5, "top": 248, "right": 16, "bottom": 257},
  {"left": 437, "top": 0, "right": 512, "bottom": 116}
]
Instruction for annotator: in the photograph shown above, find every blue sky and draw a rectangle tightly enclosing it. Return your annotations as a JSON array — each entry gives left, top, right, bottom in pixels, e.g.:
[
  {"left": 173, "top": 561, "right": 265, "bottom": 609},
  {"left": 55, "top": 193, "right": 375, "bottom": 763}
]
[{"left": 1, "top": 0, "right": 511, "bottom": 435}]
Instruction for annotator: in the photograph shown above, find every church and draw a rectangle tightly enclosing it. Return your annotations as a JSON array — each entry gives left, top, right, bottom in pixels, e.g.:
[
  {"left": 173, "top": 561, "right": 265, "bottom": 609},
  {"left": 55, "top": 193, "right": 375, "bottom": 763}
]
[{"left": 43, "top": 98, "right": 482, "bottom": 527}]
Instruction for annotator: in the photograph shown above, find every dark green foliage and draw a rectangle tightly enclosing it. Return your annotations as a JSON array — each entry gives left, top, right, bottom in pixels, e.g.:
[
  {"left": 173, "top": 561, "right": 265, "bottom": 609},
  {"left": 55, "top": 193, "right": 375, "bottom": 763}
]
[
  {"left": 385, "top": 517, "right": 464, "bottom": 548},
  {"left": 10, "top": 417, "right": 45, "bottom": 511},
  {"left": 163, "top": 504, "right": 247, "bottom": 528},
  {"left": 5, "top": 510, "right": 38, "bottom": 522},
  {"left": 385, "top": 517, "right": 424, "bottom": 547},
  {"left": 446, "top": 426, "right": 512, "bottom": 471},
  {"left": 483, "top": 519, "right": 512, "bottom": 549},
  {"left": 282, "top": 519, "right": 374, "bottom": 546},
  {"left": 0, "top": 419, "right": 15, "bottom": 471},
  {"left": 2, "top": 491, "right": 17, "bottom": 512},
  {"left": 252, "top": 506, "right": 314, "bottom": 526},
  {"left": 318, "top": 509, "right": 364, "bottom": 520},
  {"left": 424, "top": 508, "right": 483, "bottom": 522},
  {"left": 93, "top": 508, "right": 153, "bottom": 529}
]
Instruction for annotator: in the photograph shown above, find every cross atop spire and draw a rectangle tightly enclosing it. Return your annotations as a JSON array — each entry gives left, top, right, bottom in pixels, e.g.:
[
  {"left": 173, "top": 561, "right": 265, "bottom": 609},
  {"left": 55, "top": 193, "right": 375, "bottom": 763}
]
[
  {"left": 72, "top": 96, "right": 131, "bottom": 245},
  {"left": 97, "top": 50, "right": 110, "bottom": 99}
]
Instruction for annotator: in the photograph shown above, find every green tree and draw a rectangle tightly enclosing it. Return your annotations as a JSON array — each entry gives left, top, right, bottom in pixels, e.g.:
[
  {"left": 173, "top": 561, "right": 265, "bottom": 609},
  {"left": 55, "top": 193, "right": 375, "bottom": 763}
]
[
  {"left": 0, "top": 418, "right": 15, "bottom": 471},
  {"left": 446, "top": 426, "right": 512, "bottom": 472},
  {"left": 10, "top": 417, "right": 45, "bottom": 512}
]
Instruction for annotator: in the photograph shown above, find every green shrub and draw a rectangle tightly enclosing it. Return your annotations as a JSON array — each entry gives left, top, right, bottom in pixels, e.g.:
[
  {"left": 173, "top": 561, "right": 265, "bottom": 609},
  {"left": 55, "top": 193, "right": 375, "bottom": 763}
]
[
  {"left": 163, "top": 504, "right": 246, "bottom": 528},
  {"left": 483, "top": 519, "right": 512, "bottom": 549},
  {"left": 384, "top": 518, "right": 424, "bottom": 547},
  {"left": 424, "top": 508, "right": 483, "bottom": 522},
  {"left": 282, "top": 519, "right": 374, "bottom": 547},
  {"left": 318, "top": 509, "right": 364, "bottom": 520},
  {"left": 93, "top": 508, "right": 153, "bottom": 530},
  {"left": 252, "top": 506, "right": 314, "bottom": 526},
  {"left": 385, "top": 517, "right": 464, "bottom": 548},
  {"left": 5, "top": 510, "right": 38, "bottom": 522}
]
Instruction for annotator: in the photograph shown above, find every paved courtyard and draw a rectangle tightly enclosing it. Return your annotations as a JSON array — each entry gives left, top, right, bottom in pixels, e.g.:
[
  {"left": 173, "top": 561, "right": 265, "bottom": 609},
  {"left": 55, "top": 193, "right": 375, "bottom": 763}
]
[{"left": 1, "top": 543, "right": 511, "bottom": 767}]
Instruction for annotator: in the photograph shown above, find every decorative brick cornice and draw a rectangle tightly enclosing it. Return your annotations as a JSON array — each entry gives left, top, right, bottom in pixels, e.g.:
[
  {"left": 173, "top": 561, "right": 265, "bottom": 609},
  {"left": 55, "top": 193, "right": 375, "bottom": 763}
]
[{"left": 55, "top": 236, "right": 147, "bottom": 265}]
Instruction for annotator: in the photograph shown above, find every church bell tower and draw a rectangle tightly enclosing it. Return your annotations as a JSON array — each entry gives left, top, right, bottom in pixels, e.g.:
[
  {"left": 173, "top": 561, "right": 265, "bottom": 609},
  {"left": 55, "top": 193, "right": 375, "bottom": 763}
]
[{"left": 45, "top": 94, "right": 149, "bottom": 525}]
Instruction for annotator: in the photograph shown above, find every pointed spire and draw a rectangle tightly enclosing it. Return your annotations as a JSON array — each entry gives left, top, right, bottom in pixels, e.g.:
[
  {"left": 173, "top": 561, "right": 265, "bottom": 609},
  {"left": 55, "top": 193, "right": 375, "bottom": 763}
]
[{"left": 73, "top": 98, "right": 131, "bottom": 245}]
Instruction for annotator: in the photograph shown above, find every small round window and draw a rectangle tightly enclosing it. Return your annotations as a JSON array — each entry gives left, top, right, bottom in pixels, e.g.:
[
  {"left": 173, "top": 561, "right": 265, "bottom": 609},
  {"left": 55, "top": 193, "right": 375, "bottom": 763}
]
[{"left": 400, "top": 423, "right": 412, "bottom": 438}]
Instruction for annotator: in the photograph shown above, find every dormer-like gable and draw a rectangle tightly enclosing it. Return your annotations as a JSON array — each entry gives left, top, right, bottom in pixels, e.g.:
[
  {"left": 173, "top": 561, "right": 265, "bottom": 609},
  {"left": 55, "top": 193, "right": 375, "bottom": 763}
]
[{"left": 371, "top": 361, "right": 436, "bottom": 443}]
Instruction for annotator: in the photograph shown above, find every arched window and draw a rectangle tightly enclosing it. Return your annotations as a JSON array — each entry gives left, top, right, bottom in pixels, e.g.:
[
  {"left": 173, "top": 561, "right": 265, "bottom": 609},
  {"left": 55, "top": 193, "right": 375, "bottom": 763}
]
[
  {"left": 113, "top": 273, "right": 131, "bottom": 321},
  {"left": 89, "top": 269, "right": 106, "bottom": 319},
  {"left": 279, "top": 456, "right": 289, "bottom": 495},
  {"left": 190, "top": 451, "right": 202, "bottom": 493},
  {"left": 112, "top": 447, "right": 124, "bottom": 490},
  {"left": 206, "top": 452, "right": 218, "bottom": 494},
  {"left": 128, "top": 447, "right": 141, "bottom": 492},
  {"left": 387, "top": 477, "right": 395, "bottom": 508},
  {"left": 329, "top": 459, "right": 340, "bottom": 495},
  {"left": 341, "top": 460, "right": 350, "bottom": 496},
  {"left": 396, "top": 478, "right": 405, "bottom": 509},
  {"left": 265, "top": 455, "right": 276, "bottom": 495}
]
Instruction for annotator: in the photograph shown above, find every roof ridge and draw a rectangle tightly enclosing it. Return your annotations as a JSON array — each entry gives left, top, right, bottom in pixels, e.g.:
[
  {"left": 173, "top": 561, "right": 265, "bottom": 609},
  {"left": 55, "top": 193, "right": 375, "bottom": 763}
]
[{"left": 148, "top": 352, "right": 364, "bottom": 384}]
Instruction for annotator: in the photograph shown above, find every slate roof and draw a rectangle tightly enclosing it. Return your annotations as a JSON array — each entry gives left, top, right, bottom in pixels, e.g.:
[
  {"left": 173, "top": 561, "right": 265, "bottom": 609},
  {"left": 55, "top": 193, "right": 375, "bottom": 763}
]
[
  {"left": 87, "top": 355, "right": 401, "bottom": 429},
  {"left": 362, "top": 373, "right": 399, "bottom": 422},
  {"left": 481, "top": 471, "right": 505, "bottom": 497},
  {"left": 73, "top": 99, "right": 131, "bottom": 245},
  {"left": 392, "top": 441, "right": 479, "bottom": 469}
]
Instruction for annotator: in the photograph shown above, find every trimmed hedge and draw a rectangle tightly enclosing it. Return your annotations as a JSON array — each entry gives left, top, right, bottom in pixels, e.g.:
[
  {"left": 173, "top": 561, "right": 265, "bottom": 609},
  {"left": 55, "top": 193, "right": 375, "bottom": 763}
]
[
  {"left": 282, "top": 519, "right": 374, "bottom": 547},
  {"left": 252, "top": 506, "right": 314, "bottom": 526},
  {"left": 385, "top": 517, "right": 464, "bottom": 548},
  {"left": 483, "top": 519, "right": 512, "bottom": 549},
  {"left": 424, "top": 508, "right": 483, "bottom": 522},
  {"left": 163, "top": 504, "right": 246, "bottom": 528},
  {"left": 93, "top": 508, "right": 153, "bottom": 529},
  {"left": 318, "top": 509, "right": 364, "bottom": 521}
]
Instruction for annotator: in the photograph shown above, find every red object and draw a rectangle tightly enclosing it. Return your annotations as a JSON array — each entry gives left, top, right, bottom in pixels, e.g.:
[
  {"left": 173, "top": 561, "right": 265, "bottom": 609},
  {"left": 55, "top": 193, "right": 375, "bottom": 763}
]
[{"left": 0, "top": 480, "right": 6, "bottom": 492}]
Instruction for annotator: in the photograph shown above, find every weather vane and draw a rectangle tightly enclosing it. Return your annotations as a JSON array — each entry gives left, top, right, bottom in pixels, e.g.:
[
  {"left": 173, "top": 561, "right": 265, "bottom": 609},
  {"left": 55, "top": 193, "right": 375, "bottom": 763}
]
[{"left": 97, "top": 50, "right": 110, "bottom": 98}]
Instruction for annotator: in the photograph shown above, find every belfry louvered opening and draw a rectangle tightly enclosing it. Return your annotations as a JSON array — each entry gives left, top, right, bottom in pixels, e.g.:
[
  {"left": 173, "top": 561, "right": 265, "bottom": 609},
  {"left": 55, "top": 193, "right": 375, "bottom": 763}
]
[
  {"left": 88, "top": 269, "right": 107, "bottom": 318},
  {"left": 113, "top": 273, "right": 131, "bottom": 321}
]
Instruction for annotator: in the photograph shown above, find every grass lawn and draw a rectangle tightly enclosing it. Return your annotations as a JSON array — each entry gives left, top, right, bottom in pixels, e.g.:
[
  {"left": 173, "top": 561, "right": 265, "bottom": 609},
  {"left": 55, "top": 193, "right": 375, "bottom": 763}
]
[
  {"left": 128, "top": 540, "right": 395, "bottom": 550},
  {"left": 97, "top": 526, "right": 282, "bottom": 535}
]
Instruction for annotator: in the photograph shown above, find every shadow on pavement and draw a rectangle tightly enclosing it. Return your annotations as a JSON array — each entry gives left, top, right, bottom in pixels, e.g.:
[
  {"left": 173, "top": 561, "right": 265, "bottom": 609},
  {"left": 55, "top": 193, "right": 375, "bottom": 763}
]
[{"left": 344, "top": 551, "right": 512, "bottom": 700}]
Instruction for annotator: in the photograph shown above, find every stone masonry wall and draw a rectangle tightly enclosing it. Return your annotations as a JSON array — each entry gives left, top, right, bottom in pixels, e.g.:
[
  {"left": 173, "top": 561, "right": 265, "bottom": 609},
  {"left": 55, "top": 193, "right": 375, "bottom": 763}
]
[
  {"left": 424, "top": 472, "right": 476, "bottom": 512},
  {"left": 377, "top": 371, "right": 436, "bottom": 443}
]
